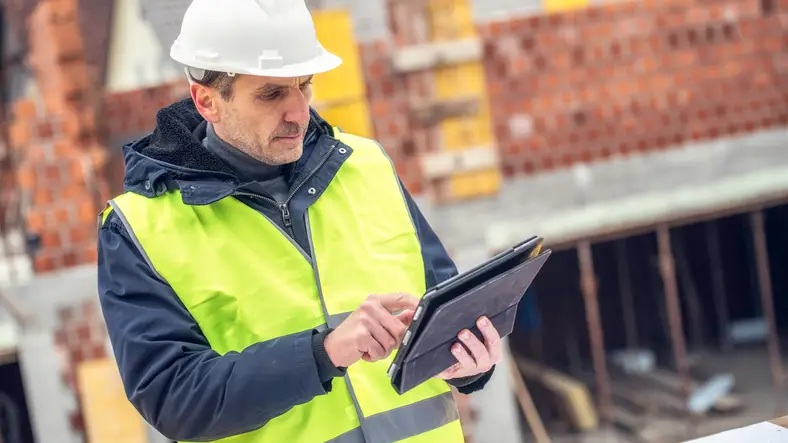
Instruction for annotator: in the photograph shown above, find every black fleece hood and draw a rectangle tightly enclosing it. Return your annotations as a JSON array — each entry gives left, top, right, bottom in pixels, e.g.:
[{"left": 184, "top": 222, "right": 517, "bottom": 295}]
[{"left": 121, "top": 98, "right": 334, "bottom": 204}]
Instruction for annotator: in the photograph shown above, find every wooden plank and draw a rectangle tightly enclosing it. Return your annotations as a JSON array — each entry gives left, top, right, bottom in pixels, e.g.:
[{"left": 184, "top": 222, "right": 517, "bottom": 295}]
[
  {"left": 631, "top": 369, "right": 742, "bottom": 414},
  {"left": 410, "top": 96, "right": 480, "bottom": 126},
  {"left": 770, "top": 415, "right": 788, "bottom": 428},
  {"left": 578, "top": 369, "right": 686, "bottom": 418},
  {"left": 390, "top": 38, "right": 482, "bottom": 73},
  {"left": 77, "top": 358, "right": 147, "bottom": 443},
  {"left": 508, "top": 359, "right": 552, "bottom": 443},
  {"left": 420, "top": 146, "right": 499, "bottom": 179},
  {"left": 515, "top": 357, "right": 599, "bottom": 432},
  {"left": 609, "top": 381, "right": 686, "bottom": 417},
  {"left": 608, "top": 400, "right": 684, "bottom": 443},
  {"left": 674, "top": 234, "right": 705, "bottom": 349}
]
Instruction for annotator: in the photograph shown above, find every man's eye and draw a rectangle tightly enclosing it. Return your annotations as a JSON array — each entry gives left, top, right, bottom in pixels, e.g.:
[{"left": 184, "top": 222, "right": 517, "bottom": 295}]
[
  {"left": 260, "top": 91, "right": 283, "bottom": 101},
  {"left": 300, "top": 81, "right": 313, "bottom": 90}
]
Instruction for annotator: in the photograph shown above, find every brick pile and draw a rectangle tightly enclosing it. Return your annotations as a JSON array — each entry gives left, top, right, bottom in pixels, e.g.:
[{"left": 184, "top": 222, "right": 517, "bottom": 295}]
[
  {"left": 54, "top": 299, "right": 109, "bottom": 435},
  {"left": 8, "top": 0, "right": 110, "bottom": 273},
  {"left": 478, "top": 0, "right": 788, "bottom": 176}
]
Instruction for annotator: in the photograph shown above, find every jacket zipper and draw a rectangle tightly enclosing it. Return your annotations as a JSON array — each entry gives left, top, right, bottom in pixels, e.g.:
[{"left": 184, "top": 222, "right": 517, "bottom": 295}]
[{"left": 233, "top": 145, "right": 336, "bottom": 239}]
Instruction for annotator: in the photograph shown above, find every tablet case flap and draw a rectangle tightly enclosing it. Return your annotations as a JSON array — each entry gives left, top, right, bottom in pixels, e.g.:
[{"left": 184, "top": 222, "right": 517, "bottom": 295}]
[{"left": 392, "top": 251, "right": 550, "bottom": 394}]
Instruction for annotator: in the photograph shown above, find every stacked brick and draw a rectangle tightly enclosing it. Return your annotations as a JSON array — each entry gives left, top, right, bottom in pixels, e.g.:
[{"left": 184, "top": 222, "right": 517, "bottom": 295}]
[
  {"left": 359, "top": 0, "right": 502, "bottom": 202},
  {"left": 479, "top": 0, "right": 788, "bottom": 177},
  {"left": 8, "top": 0, "right": 110, "bottom": 273},
  {"left": 387, "top": 1, "right": 441, "bottom": 199},
  {"left": 360, "top": 39, "right": 426, "bottom": 195}
]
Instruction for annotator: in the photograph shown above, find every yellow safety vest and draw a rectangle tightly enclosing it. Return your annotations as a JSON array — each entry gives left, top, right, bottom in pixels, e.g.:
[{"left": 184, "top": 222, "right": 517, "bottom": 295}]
[{"left": 104, "top": 131, "right": 465, "bottom": 443}]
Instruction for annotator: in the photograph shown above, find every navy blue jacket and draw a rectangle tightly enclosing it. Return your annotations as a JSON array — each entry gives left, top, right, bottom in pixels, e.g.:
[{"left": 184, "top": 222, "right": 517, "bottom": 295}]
[{"left": 97, "top": 99, "right": 493, "bottom": 442}]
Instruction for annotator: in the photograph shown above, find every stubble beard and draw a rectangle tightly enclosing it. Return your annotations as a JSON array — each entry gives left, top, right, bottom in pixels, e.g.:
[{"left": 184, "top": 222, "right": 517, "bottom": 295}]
[{"left": 222, "top": 124, "right": 302, "bottom": 166}]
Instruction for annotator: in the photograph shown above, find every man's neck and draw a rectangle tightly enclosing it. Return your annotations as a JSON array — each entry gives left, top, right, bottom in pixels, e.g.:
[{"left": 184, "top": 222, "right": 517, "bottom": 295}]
[{"left": 203, "top": 123, "right": 283, "bottom": 183}]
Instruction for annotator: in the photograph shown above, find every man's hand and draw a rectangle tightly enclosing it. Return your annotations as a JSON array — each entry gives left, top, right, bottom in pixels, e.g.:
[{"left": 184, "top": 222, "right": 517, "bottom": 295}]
[
  {"left": 324, "top": 293, "right": 419, "bottom": 368},
  {"left": 437, "top": 316, "right": 502, "bottom": 380}
]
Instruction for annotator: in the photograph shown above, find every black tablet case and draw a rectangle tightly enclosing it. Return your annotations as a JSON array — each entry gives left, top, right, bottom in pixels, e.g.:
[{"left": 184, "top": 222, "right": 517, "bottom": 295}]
[{"left": 390, "top": 249, "right": 551, "bottom": 395}]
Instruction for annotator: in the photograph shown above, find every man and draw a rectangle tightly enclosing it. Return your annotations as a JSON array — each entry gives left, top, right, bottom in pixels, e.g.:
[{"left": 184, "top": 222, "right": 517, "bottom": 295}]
[{"left": 97, "top": 1, "right": 502, "bottom": 442}]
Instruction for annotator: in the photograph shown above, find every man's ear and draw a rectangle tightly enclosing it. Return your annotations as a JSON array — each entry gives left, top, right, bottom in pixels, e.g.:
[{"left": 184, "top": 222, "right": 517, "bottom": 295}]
[{"left": 190, "top": 84, "right": 221, "bottom": 123}]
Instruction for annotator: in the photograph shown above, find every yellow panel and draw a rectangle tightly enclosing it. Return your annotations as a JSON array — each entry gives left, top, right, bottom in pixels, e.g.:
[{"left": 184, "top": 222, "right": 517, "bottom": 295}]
[
  {"left": 438, "top": 105, "right": 494, "bottom": 150},
  {"left": 434, "top": 63, "right": 486, "bottom": 97},
  {"left": 428, "top": 0, "right": 477, "bottom": 40},
  {"left": 434, "top": 63, "right": 493, "bottom": 150},
  {"left": 427, "top": 0, "right": 503, "bottom": 200},
  {"left": 311, "top": 9, "right": 365, "bottom": 106},
  {"left": 315, "top": 98, "right": 373, "bottom": 139},
  {"left": 543, "top": 0, "right": 590, "bottom": 13},
  {"left": 450, "top": 168, "right": 502, "bottom": 200},
  {"left": 78, "top": 358, "right": 147, "bottom": 443}
]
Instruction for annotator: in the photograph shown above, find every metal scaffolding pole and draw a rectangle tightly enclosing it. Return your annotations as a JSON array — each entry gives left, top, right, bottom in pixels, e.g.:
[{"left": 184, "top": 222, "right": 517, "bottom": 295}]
[
  {"left": 705, "top": 221, "right": 731, "bottom": 352},
  {"left": 750, "top": 211, "right": 784, "bottom": 391},
  {"left": 656, "top": 226, "right": 691, "bottom": 403},
  {"left": 615, "top": 240, "right": 638, "bottom": 349},
  {"left": 577, "top": 240, "right": 613, "bottom": 423}
]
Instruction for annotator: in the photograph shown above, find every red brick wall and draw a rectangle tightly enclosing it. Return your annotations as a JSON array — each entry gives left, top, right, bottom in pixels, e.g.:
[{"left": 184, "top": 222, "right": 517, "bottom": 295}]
[
  {"left": 10, "top": 0, "right": 788, "bottom": 262},
  {"left": 101, "top": 81, "right": 190, "bottom": 196},
  {"left": 480, "top": 0, "right": 788, "bottom": 176},
  {"left": 9, "top": 0, "right": 110, "bottom": 274},
  {"left": 102, "top": 82, "right": 189, "bottom": 141}
]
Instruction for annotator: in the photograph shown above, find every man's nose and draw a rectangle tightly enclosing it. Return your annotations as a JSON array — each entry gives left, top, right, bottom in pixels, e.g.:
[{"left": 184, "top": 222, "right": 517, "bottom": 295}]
[{"left": 283, "top": 89, "right": 310, "bottom": 124}]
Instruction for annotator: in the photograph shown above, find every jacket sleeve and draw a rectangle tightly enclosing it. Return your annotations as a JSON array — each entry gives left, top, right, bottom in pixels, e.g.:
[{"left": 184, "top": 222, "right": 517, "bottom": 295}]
[
  {"left": 399, "top": 182, "right": 495, "bottom": 394},
  {"left": 97, "top": 211, "right": 334, "bottom": 442}
]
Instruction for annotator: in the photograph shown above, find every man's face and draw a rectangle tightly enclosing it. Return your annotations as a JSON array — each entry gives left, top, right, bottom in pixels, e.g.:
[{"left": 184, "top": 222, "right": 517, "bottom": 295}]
[{"left": 194, "top": 74, "right": 314, "bottom": 166}]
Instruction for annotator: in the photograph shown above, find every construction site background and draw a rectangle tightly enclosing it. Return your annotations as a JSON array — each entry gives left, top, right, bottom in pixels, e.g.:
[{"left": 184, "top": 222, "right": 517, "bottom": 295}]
[{"left": 0, "top": 0, "right": 787, "bottom": 442}]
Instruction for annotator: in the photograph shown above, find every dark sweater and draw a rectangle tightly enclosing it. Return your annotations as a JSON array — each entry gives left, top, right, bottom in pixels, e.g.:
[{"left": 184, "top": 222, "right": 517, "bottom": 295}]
[{"left": 202, "top": 123, "right": 344, "bottom": 383}]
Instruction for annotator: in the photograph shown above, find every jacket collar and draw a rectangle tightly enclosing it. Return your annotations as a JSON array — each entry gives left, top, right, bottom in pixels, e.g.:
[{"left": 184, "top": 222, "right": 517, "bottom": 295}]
[{"left": 122, "top": 98, "right": 336, "bottom": 205}]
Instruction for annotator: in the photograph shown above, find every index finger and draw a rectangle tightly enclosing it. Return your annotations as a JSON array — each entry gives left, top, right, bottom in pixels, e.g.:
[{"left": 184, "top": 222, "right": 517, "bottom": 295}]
[
  {"left": 396, "top": 309, "right": 416, "bottom": 327},
  {"left": 478, "top": 316, "right": 502, "bottom": 364},
  {"left": 376, "top": 293, "right": 420, "bottom": 312}
]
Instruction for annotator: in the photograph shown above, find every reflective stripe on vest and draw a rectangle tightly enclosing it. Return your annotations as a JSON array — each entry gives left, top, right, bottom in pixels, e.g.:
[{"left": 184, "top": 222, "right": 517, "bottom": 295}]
[{"left": 106, "top": 131, "right": 465, "bottom": 443}]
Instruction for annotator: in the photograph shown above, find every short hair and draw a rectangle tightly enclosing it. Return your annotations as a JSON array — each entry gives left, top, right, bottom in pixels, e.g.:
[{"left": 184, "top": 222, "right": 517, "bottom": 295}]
[{"left": 187, "top": 68, "right": 237, "bottom": 101}]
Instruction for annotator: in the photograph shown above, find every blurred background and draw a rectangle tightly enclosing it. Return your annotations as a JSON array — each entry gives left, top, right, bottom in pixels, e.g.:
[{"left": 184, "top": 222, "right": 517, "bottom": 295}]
[{"left": 0, "top": 0, "right": 786, "bottom": 442}]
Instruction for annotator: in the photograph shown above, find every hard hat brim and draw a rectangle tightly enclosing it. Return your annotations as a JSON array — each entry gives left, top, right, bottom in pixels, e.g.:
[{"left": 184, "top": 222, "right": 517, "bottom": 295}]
[{"left": 173, "top": 50, "right": 343, "bottom": 79}]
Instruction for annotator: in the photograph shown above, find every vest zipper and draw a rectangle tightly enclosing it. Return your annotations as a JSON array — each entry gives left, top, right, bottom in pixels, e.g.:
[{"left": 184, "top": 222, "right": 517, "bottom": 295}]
[{"left": 233, "top": 144, "right": 337, "bottom": 240}]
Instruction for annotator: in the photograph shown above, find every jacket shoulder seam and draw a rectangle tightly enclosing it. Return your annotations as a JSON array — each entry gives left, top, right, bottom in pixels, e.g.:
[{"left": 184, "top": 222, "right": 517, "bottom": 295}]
[
  {"left": 107, "top": 200, "right": 171, "bottom": 285},
  {"left": 371, "top": 140, "right": 419, "bottom": 235}
]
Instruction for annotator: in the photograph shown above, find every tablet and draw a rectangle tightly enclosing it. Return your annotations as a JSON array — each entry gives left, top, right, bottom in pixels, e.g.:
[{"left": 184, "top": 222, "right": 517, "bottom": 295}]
[{"left": 388, "top": 236, "right": 551, "bottom": 395}]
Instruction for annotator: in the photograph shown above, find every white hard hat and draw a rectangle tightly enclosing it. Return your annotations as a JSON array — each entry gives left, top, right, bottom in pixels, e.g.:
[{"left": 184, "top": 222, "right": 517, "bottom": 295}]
[{"left": 171, "top": 0, "right": 342, "bottom": 78}]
